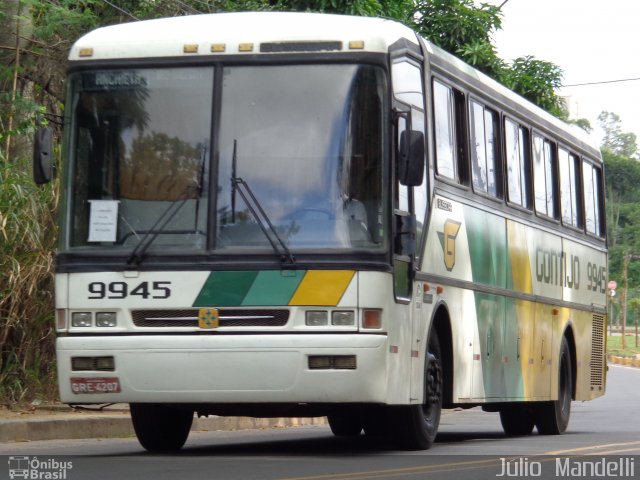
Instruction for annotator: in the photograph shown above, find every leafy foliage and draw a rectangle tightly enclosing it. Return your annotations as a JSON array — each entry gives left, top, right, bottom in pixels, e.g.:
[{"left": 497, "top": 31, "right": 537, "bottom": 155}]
[
  {"left": 601, "top": 113, "right": 640, "bottom": 326},
  {"left": 501, "top": 56, "right": 568, "bottom": 118},
  {"left": 412, "top": 0, "right": 504, "bottom": 77},
  {"left": 599, "top": 111, "right": 639, "bottom": 160},
  {"left": 0, "top": 154, "right": 59, "bottom": 403}
]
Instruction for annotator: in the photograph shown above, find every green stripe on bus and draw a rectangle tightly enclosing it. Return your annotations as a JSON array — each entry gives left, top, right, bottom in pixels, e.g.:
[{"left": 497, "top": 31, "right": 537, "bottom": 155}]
[
  {"left": 193, "top": 271, "right": 258, "bottom": 306},
  {"left": 241, "top": 270, "right": 305, "bottom": 306},
  {"left": 465, "top": 209, "right": 510, "bottom": 288}
]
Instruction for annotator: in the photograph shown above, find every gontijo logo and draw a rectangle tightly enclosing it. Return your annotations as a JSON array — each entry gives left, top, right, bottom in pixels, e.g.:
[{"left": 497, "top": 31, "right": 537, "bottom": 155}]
[{"left": 437, "top": 219, "right": 462, "bottom": 271}]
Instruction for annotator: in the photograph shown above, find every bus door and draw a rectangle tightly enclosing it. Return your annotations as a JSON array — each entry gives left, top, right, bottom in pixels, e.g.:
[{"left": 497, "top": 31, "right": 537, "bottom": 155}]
[{"left": 390, "top": 53, "right": 429, "bottom": 401}]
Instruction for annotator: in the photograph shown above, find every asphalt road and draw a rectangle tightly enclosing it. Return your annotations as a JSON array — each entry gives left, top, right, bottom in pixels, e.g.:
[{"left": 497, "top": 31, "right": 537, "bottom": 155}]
[{"left": 1, "top": 364, "right": 639, "bottom": 480}]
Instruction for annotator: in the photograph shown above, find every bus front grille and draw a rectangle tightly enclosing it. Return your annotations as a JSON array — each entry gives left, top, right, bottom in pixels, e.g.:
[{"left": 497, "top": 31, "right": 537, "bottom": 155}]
[{"left": 131, "top": 309, "right": 290, "bottom": 328}]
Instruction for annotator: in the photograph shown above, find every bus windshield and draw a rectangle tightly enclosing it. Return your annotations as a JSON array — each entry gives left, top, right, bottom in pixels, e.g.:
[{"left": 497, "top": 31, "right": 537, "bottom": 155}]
[{"left": 63, "top": 64, "right": 387, "bottom": 255}]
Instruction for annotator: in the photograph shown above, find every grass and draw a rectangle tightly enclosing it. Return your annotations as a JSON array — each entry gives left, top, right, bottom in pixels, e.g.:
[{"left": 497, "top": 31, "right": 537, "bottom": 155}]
[
  {"left": 607, "top": 333, "right": 640, "bottom": 358},
  {"left": 0, "top": 152, "right": 59, "bottom": 405}
]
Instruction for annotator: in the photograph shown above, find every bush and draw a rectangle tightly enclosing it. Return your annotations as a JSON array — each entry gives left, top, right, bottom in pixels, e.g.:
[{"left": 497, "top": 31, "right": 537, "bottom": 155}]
[{"left": 0, "top": 152, "right": 58, "bottom": 405}]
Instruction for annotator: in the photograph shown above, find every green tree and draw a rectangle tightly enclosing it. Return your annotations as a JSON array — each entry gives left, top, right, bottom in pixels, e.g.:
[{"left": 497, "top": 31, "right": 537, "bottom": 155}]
[
  {"left": 602, "top": 114, "right": 640, "bottom": 294},
  {"left": 598, "top": 111, "right": 638, "bottom": 159},
  {"left": 412, "top": 0, "right": 504, "bottom": 77},
  {"left": 501, "top": 56, "right": 568, "bottom": 119}
]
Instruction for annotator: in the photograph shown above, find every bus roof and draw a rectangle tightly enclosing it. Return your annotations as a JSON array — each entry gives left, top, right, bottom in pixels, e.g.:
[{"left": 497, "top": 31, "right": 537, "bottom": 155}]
[
  {"left": 69, "top": 11, "right": 600, "bottom": 158},
  {"left": 422, "top": 42, "right": 601, "bottom": 158},
  {"left": 68, "top": 12, "right": 418, "bottom": 61}
]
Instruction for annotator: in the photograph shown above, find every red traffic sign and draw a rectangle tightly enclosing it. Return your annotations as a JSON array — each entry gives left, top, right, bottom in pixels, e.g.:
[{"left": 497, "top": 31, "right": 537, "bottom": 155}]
[{"left": 608, "top": 280, "right": 617, "bottom": 290}]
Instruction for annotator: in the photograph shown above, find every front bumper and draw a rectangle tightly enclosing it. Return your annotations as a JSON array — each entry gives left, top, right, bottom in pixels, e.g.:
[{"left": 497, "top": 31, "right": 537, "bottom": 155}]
[{"left": 57, "top": 333, "right": 389, "bottom": 404}]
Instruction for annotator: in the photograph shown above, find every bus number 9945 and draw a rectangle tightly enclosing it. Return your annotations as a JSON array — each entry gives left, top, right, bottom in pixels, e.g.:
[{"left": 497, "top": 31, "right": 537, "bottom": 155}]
[
  {"left": 88, "top": 281, "right": 172, "bottom": 299},
  {"left": 586, "top": 263, "right": 606, "bottom": 294}
]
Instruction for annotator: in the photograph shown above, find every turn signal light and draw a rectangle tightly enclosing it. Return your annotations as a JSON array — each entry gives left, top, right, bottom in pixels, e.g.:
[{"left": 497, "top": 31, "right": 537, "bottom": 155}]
[
  {"left": 363, "top": 309, "right": 382, "bottom": 329},
  {"left": 56, "top": 309, "right": 67, "bottom": 331}
]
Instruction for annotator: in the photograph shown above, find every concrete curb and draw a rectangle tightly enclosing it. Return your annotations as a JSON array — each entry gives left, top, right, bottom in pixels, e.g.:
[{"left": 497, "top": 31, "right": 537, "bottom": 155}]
[
  {"left": 0, "top": 409, "right": 327, "bottom": 444},
  {"left": 607, "top": 354, "right": 640, "bottom": 367},
  {"left": 0, "top": 414, "right": 133, "bottom": 443}
]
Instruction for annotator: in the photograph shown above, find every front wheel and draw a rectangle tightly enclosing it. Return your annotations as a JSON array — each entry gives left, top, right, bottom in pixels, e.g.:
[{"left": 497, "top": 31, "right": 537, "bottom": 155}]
[
  {"left": 386, "top": 330, "right": 443, "bottom": 450},
  {"left": 130, "top": 403, "right": 193, "bottom": 452},
  {"left": 535, "top": 336, "right": 572, "bottom": 434}
]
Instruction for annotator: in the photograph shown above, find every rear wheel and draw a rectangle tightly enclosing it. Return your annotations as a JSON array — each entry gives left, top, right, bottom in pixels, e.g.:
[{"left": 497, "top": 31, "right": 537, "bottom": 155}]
[
  {"left": 130, "top": 403, "right": 193, "bottom": 452},
  {"left": 535, "top": 336, "right": 572, "bottom": 434},
  {"left": 385, "top": 330, "right": 443, "bottom": 450},
  {"left": 499, "top": 404, "right": 535, "bottom": 436}
]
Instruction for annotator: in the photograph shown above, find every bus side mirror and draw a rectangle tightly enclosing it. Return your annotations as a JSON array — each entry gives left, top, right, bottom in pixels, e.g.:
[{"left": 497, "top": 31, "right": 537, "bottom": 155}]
[
  {"left": 399, "top": 130, "right": 425, "bottom": 187},
  {"left": 33, "top": 127, "right": 53, "bottom": 185}
]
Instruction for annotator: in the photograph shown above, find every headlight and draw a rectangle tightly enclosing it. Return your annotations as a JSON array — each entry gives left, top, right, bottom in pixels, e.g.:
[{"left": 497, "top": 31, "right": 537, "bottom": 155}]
[
  {"left": 331, "top": 311, "right": 355, "bottom": 326},
  {"left": 305, "top": 311, "right": 328, "bottom": 326},
  {"left": 71, "top": 312, "right": 92, "bottom": 327},
  {"left": 96, "top": 312, "right": 117, "bottom": 327}
]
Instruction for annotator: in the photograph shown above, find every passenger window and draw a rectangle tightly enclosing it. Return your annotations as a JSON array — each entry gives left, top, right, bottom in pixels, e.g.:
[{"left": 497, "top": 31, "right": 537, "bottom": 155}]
[
  {"left": 433, "top": 79, "right": 458, "bottom": 181},
  {"left": 470, "top": 100, "right": 498, "bottom": 197},
  {"left": 559, "top": 148, "right": 583, "bottom": 228},
  {"left": 533, "top": 134, "right": 557, "bottom": 218},
  {"left": 583, "top": 161, "right": 602, "bottom": 236},
  {"left": 505, "top": 118, "right": 530, "bottom": 208}
]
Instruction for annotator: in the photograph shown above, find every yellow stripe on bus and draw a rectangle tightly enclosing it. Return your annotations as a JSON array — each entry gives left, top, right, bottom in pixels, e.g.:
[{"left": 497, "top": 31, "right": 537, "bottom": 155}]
[
  {"left": 506, "top": 220, "right": 533, "bottom": 294},
  {"left": 289, "top": 270, "right": 355, "bottom": 306}
]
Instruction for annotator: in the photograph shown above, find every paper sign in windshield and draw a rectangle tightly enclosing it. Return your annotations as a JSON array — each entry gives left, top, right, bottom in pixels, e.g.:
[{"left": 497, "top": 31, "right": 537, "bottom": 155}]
[{"left": 88, "top": 200, "right": 119, "bottom": 242}]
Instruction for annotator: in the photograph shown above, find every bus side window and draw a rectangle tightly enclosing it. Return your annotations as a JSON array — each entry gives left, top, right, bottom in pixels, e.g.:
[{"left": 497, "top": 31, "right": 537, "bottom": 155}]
[
  {"left": 469, "top": 100, "right": 499, "bottom": 197},
  {"left": 583, "top": 160, "right": 603, "bottom": 236},
  {"left": 505, "top": 118, "right": 531, "bottom": 209},
  {"left": 433, "top": 79, "right": 459, "bottom": 181},
  {"left": 533, "top": 134, "right": 557, "bottom": 218},
  {"left": 559, "top": 147, "right": 583, "bottom": 229}
]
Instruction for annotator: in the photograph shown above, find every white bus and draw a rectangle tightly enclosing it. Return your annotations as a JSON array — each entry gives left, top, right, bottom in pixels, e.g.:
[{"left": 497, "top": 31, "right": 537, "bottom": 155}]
[{"left": 39, "top": 11, "right": 607, "bottom": 451}]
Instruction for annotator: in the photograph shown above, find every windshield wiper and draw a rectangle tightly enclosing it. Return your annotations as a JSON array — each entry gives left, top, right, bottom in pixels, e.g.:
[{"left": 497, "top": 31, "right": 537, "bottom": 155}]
[
  {"left": 126, "top": 146, "right": 207, "bottom": 267},
  {"left": 126, "top": 185, "right": 197, "bottom": 267},
  {"left": 231, "top": 140, "right": 295, "bottom": 265}
]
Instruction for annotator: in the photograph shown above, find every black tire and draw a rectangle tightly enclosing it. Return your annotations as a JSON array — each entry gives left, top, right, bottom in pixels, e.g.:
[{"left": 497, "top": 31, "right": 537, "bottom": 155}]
[
  {"left": 535, "top": 336, "right": 572, "bottom": 435},
  {"left": 362, "top": 406, "right": 391, "bottom": 438},
  {"left": 499, "top": 404, "right": 535, "bottom": 436},
  {"left": 386, "top": 330, "right": 443, "bottom": 450},
  {"left": 327, "top": 412, "right": 363, "bottom": 437},
  {"left": 130, "top": 403, "right": 193, "bottom": 452}
]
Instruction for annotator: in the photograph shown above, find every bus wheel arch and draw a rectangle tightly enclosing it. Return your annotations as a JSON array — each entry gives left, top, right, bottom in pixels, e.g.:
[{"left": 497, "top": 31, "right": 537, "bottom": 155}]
[
  {"left": 430, "top": 304, "right": 453, "bottom": 407},
  {"left": 534, "top": 332, "right": 573, "bottom": 435},
  {"left": 374, "top": 305, "right": 451, "bottom": 450},
  {"left": 562, "top": 324, "right": 578, "bottom": 400}
]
